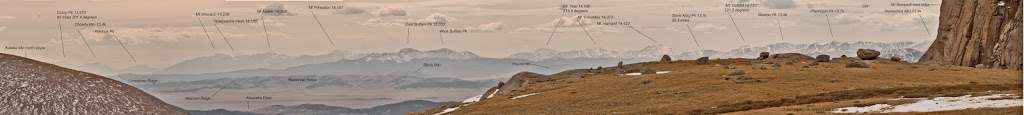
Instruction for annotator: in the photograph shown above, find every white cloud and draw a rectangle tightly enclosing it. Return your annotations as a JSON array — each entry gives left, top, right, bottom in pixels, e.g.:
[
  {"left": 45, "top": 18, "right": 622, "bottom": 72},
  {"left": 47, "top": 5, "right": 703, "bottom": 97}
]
[
  {"left": 370, "top": 7, "right": 408, "bottom": 17},
  {"left": 360, "top": 13, "right": 456, "bottom": 27},
  {"left": 332, "top": 7, "right": 367, "bottom": 15},
  {"left": 692, "top": 23, "right": 727, "bottom": 31},
  {"left": 762, "top": 0, "right": 797, "bottom": 9},
  {"left": 470, "top": 22, "right": 503, "bottom": 32}
]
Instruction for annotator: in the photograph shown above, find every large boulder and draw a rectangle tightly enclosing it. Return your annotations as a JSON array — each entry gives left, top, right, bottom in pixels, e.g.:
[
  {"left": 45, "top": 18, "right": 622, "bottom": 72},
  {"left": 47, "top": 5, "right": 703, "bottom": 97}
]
[
  {"left": 857, "top": 49, "right": 881, "bottom": 60},
  {"left": 660, "top": 55, "right": 672, "bottom": 63},
  {"left": 696, "top": 57, "right": 710, "bottom": 65},
  {"left": 757, "top": 52, "right": 770, "bottom": 60},
  {"left": 816, "top": 55, "right": 831, "bottom": 62}
]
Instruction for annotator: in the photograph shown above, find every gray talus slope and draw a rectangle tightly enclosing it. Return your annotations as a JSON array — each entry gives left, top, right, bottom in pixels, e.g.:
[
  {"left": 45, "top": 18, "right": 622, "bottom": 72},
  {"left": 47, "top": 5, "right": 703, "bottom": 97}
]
[{"left": 0, "top": 53, "right": 187, "bottom": 115}]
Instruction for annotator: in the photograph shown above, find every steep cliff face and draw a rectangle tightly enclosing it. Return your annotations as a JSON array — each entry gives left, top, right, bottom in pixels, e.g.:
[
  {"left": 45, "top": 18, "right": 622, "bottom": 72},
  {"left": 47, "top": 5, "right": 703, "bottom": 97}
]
[
  {"left": 0, "top": 53, "right": 187, "bottom": 115},
  {"left": 919, "top": 0, "right": 1023, "bottom": 69}
]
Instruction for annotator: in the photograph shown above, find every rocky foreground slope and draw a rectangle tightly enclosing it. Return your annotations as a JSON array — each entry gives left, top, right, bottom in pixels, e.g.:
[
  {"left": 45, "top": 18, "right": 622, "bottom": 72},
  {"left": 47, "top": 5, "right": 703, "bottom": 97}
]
[
  {"left": 0, "top": 53, "right": 187, "bottom": 115},
  {"left": 418, "top": 52, "right": 1023, "bottom": 114}
]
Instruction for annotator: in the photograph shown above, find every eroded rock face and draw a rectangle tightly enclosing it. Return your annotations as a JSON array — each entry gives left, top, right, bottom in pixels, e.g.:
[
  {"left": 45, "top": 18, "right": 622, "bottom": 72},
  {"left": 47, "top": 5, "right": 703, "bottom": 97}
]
[
  {"left": 919, "top": 0, "right": 1022, "bottom": 70},
  {"left": 0, "top": 53, "right": 187, "bottom": 115}
]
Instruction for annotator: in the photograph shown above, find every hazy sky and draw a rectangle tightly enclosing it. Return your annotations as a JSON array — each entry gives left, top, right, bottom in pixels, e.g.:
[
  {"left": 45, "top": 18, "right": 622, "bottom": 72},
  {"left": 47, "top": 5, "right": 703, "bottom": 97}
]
[{"left": 0, "top": 0, "right": 942, "bottom": 68}]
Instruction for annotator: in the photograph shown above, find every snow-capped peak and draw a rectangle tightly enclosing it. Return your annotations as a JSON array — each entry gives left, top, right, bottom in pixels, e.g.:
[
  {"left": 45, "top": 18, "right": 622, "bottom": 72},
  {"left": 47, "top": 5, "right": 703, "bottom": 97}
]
[{"left": 358, "top": 48, "right": 481, "bottom": 63}]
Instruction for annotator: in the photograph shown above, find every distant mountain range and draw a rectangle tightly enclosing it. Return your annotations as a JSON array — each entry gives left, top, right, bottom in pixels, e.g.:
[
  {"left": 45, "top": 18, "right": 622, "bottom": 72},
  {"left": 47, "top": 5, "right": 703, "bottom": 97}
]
[
  {"left": 158, "top": 50, "right": 363, "bottom": 74},
  {"left": 111, "top": 41, "right": 929, "bottom": 76},
  {"left": 111, "top": 41, "right": 932, "bottom": 112},
  {"left": 188, "top": 100, "right": 450, "bottom": 115},
  {"left": 134, "top": 74, "right": 497, "bottom": 93},
  {"left": 690, "top": 41, "right": 931, "bottom": 62}
]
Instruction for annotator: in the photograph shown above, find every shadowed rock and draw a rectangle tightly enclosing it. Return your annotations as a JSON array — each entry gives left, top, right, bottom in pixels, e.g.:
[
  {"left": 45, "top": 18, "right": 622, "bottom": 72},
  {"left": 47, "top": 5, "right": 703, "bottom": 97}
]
[
  {"left": 857, "top": 49, "right": 881, "bottom": 60},
  {"left": 770, "top": 53, "right": 814, "bottom": 60},
  {"left": 846, "top": 61, "right": 871, "bottom": 68},
  {"left": 758, "top": 52, "right": 770, "bottom": 60},
  {"left": 816, "top": 55, "right": 831, "bottom": 62},
  {"left": 697, "top": 57, "right": 710, "bottom": 65},
  {"left": 661, "top": 55, "right": 672, "bottom": 63}
]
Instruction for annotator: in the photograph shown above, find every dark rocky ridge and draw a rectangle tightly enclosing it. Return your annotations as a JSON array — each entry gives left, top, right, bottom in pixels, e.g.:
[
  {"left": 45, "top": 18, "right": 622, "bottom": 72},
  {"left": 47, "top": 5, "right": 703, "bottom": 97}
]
[
  {"left": 919, "top": 0, "right": 1022, "bottom": 69},
  {"left": 0, "top": 53, "right": 187, "bottom": 114}
]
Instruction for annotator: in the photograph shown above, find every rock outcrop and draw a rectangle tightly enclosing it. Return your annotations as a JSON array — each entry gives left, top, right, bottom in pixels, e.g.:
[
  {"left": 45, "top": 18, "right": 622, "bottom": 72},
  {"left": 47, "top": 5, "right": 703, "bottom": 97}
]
[
  {"left": 494, "top": 72, "right": 548, "bottom": 96},
  {"left": 919, "top": 0, "right": 1022, "bottom": 70},
  {"left": 0, "top": 53, "right": 187, "bottom": 115}
]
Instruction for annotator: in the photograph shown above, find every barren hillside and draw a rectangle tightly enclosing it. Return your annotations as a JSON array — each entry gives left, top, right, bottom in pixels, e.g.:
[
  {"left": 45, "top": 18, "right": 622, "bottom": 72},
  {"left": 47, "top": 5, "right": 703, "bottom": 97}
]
[
  {"left": 418, "top": 54, "right": 1022, "bottom": 114},
  {"left": 0, "top": 53, "right": 187, "bottom": 115}
]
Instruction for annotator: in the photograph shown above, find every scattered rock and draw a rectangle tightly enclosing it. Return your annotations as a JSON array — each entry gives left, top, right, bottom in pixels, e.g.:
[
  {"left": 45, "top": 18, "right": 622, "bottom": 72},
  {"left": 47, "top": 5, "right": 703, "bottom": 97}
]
[
  {"left": 772, "top": 63, "right": 782, "bottom": 68},
  {"left": 724, "top": 65, "right": 737, "bottom": 69},
  {"left": 727, "top": 69, "right": 746, "bottom": 76},
  {"left": 731, "top": 76, "right": 761, "bottom": 83},
  {"left": 816, "top": 55, "right": 831, "bottom": 62},
  {"left": 641, "top": 80, "right": 653, "bottom": 85},
  {"left": 808, "top": 62, "right": 820, "bottom": 66},
  {"left": 660, "top": 55, "right": 672, "bottom": 63},
  {"left": 758, "top": 52, "right": 770, "bottom": 60},
  {"left": 846, "top": 61, "right": 871, "bottom": 68},
  {"left": 696, "top": 57, "right": 710, "bottom": 65},
  {"left": 890, "top": 57, "right": 903, "bottom": 62},
  {"left": 856, "top": 49, "right": 881, "bottom": 60}
]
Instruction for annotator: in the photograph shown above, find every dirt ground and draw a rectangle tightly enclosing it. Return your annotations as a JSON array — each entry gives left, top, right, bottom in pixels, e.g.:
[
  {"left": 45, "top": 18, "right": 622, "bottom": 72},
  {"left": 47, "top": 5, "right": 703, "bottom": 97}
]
[{"left": 416, "top": 57, "right": 1023, "bottom": 115}]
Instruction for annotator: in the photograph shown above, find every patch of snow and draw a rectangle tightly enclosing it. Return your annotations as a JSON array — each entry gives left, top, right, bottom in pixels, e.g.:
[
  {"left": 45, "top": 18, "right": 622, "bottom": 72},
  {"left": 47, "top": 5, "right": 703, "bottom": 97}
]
[
  {"left": 624, "top": 73, "right": 643, "bottom": 76},
  {"left": 512, "top": 93, "right": 539, "bottom": 100},
  {"left": 656, "top": 71, "right": 670, "bottom": 74},
  {"left": 461, "top": 95, "right": 483, "bottom": 103},
  {"left": 486, "top": 89, "right": 500, "bottom": 98},
  {"left": 832, "top": 94, "right": 1023, "bottom": 113},
  {"left": 433, "top": 106, "right": 460, "bottom": 115},
  {"left": 834, "top": 104, "right": 895, "bottom": 113}
]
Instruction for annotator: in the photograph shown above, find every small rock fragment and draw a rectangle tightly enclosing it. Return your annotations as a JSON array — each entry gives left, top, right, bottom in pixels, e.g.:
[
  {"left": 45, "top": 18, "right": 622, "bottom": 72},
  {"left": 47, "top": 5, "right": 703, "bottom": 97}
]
[{"left": 846, "top": 61, "right": 871, "bottom": 68}]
